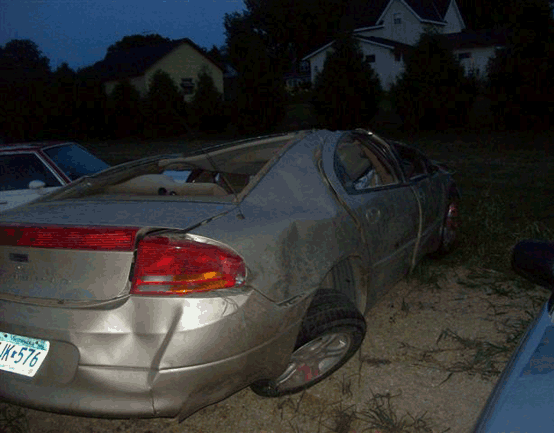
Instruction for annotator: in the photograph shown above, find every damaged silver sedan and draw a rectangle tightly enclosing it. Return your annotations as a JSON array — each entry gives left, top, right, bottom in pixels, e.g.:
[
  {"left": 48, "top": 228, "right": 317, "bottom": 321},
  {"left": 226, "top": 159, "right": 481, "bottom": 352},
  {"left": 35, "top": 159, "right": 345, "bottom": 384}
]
[{"left": 0, "top": 129, "right": 458, "bottom": 420}]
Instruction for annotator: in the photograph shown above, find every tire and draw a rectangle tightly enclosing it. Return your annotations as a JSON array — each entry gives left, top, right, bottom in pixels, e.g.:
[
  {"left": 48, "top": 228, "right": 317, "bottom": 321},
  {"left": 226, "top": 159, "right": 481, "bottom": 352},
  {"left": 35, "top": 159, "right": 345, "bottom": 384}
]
[
  {"left": 432, "top": 190, "right": 460, "bottom": 257},
  {"left": 250, "top": 290, "right": 366, "bottom": 397}
]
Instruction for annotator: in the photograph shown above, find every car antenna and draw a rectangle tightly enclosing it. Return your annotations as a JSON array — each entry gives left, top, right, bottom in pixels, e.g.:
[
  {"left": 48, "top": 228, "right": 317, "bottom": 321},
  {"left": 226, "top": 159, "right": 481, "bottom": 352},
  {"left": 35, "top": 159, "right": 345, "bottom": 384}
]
[{"left": 199, "top": 142, "right": 246, "bottom": 220}]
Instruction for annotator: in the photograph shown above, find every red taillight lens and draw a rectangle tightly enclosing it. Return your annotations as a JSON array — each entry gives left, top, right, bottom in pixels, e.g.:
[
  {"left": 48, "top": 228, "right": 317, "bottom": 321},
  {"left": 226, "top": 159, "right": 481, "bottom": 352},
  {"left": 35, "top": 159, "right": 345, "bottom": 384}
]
[
  {"left": 131, "top": 236, "right": 246, "bottom": 295},
  {"left": 0, "top": 225, "right": 138, "bottom": 251}
]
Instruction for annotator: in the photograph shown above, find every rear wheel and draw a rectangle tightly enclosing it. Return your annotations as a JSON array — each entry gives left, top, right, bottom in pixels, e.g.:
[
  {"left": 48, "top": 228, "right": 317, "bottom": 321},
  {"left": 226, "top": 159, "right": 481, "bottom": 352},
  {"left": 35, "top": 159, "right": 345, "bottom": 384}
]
[{"left": 250, "top": 290, "right": 366, "bottom": 397}]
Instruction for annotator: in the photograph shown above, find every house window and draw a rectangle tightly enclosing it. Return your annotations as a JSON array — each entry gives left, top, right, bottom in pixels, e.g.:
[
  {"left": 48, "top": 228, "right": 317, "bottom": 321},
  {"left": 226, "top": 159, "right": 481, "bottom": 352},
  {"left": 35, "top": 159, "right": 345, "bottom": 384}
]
[
  {"left": 299, "top": 61, "right": 310, "bottom": 73},
  {"left": 314, "top": 66, "right": 319, "bottom": 75},
  {"left": 458, "top": 52, "right": 471, "bottom": 60},
  {"left": 180, "top": 78, "right": 194, "bottom": 95},
  {"left": 393, "top": 13, "right": 402, "bottom": 25},
  {"left": 394, "top": 51, "right": 402, "bottom": 62},
  {"left": 365, "top": 54, "right": 376, "bottom": 63}
]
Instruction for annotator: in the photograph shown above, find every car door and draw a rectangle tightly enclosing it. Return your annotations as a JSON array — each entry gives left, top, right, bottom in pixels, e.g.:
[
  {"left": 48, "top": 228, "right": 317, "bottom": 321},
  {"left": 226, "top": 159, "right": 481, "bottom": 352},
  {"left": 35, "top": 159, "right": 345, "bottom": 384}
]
[
  {"left": 391, "top": 143, "right": 444, "bottom": 246},
  {"left": 0, "top": 152, "right": 65, "bottom": 212},
  {"left": 323, "top": 132, "right": 420, "bottom": 293}
]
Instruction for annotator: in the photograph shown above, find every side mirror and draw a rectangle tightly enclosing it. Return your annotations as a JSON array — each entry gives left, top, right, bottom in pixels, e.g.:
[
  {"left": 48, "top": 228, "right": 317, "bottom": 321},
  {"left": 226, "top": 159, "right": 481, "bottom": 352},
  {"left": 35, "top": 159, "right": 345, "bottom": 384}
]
[
  {"left": 28, "top": 180, "right": 46, "bottom": 190},
  {"left": 512, "top": 240, "right": 554, "bottom": 288}
]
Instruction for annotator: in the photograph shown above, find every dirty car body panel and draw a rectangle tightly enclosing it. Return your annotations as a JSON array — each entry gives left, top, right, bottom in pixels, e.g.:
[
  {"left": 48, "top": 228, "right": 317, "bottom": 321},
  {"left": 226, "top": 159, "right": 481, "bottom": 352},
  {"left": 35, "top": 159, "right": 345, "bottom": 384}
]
[{"left": 0, "top": 129, "right": 456, "bottom": 419}]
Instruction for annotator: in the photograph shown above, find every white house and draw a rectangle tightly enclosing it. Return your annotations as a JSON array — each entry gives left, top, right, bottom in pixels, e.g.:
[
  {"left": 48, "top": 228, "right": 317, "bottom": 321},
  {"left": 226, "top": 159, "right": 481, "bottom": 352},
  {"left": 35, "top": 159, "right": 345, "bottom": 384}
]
[{"left": 303, "top": 0, "right": 505, "bottom": 89}]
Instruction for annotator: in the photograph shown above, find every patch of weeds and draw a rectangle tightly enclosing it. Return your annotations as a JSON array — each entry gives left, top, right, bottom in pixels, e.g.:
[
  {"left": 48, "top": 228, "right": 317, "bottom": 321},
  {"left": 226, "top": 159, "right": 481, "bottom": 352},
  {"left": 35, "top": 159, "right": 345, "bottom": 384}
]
[
  {"left": 516, "top": 220, "right": 554, "bottom": 241},
  {"left": 359, "top": 392, "right": 440, "bottom": 433},
  {"left": 320, "top": 404, "right": 358, "bottom": 433},
  {"left": 339, "top": 373, "right": 358, "bottom": 398},
  {"left": 357, "top": 353, "right": 392, "bottom": 379},
  {"left": 408, "top": 260, "right": 443, "bottom": 290},
  {"left": 501, "top": 310, "right": 536, "bottom": 347},
  {"left": 456, "top": 267, "right": 542, "bottom": 299},
  {"left": 457, "top": 190, "right": 515, "bottom": 270},
  {"left": 0, "top": 404, "right": 28, "bottom": 433},
  {"left": 401, "top": 298, "right": 410, "bottom": 314},
  {"left": 401, "top": 328, "right": 511, "bottom": 381},
  {"left": 435, "top": 328, "right": 512, "bottom": 380},
  {"left": 277, "top": 392, "right": 306, "bottom": 419}
]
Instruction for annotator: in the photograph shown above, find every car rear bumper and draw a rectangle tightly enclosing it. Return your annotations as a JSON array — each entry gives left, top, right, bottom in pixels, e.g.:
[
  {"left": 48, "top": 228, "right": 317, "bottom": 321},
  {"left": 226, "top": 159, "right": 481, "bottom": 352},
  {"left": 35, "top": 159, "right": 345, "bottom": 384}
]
[
  {"left": 0, "top": 289, "right": 309, "bottom": 418},
  {"left": 0, "top": 323, "right": 300, "bottom": 418}
]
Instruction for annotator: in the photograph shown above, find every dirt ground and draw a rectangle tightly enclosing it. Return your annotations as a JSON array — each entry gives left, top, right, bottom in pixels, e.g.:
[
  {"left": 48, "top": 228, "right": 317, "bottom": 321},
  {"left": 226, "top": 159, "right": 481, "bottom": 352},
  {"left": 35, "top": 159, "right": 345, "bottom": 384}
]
[{"left": 3, "top": 265, "right": 548, "bottom": 433}]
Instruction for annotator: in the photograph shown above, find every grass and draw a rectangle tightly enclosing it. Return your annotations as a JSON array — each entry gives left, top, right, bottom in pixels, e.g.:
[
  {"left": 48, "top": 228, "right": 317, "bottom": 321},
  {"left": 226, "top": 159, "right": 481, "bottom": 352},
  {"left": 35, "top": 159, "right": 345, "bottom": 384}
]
[
  {"left": 0, "top": 404, "right": 28, "bottom": 433},
  {"left": 359, "top": 392, "right": 438, "bottom": 433},
  {"left": 411, "top": 130, "right": 554, "bottom": 273}
]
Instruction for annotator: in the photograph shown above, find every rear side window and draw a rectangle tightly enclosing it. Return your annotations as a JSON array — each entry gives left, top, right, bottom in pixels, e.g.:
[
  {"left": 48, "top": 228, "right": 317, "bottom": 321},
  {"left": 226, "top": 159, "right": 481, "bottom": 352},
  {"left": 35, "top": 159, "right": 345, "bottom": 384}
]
[
  {"left": 0, "top": 154, "right": 63, "bottom": 191},
  {"left": 334, "top": 135, "right": 397, "bottom": 193},
  {"left": 44, "top": 144, "right": 109, "bottom": 180},
  {"left": 393, "top": 144, "right": 427, "bottom": 180}
]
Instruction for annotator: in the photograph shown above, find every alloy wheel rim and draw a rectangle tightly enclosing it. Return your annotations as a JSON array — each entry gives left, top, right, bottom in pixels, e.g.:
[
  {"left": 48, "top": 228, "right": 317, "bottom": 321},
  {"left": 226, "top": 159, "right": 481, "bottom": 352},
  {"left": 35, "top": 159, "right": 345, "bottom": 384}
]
[{"left": 274, "top": 332, "right": 352, "bottom": 391}]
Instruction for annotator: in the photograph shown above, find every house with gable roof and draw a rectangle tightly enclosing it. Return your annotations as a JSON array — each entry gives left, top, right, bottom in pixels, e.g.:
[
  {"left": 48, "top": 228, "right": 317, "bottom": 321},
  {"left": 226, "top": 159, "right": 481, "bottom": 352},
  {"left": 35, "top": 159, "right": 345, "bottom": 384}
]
[
  {"left": 302, "top": 0, "right": 506, "bottom": 90},
  {"left": 89, "top": 38, "right": 225, "bottom": 102}
]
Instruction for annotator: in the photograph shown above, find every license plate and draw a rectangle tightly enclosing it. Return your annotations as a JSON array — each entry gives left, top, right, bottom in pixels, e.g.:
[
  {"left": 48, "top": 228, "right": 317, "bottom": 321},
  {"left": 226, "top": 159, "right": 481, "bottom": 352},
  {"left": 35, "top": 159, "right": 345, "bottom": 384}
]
[{"left": 0, "top": 332, "right": 50, "bottom": 377}]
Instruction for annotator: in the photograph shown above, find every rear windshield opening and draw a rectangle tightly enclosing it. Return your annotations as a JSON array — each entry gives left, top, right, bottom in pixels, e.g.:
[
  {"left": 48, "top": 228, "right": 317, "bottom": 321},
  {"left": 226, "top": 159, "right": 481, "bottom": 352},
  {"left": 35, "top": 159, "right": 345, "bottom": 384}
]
[
  {"left": 103, "top": 167, "right": 257, "bottom": 199},
  {"left": 43, "top": 133, "right": 305, "bottom": 203}
]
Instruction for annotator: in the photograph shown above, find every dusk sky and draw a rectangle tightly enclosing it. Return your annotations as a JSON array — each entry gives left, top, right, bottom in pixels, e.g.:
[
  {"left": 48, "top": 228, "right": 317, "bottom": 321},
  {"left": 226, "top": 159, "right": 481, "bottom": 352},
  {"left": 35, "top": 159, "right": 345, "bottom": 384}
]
[{"left": 0, "top": 0, "right": 246, "bottom": 71}]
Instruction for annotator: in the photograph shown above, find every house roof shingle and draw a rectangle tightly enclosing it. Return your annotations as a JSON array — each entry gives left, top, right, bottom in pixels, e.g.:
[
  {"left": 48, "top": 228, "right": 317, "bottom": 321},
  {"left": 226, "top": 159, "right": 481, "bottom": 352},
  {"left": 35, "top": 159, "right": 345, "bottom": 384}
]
[{"left": 89, "top": 38, "right": 223, "bottom": 82}]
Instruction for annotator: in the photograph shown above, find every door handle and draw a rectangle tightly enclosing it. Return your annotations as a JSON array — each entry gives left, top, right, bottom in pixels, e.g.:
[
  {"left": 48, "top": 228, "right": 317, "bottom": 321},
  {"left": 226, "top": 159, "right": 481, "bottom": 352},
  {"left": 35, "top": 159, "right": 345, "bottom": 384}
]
[{"left": 365, "top": 208, "right": 381, "bottom": 224}]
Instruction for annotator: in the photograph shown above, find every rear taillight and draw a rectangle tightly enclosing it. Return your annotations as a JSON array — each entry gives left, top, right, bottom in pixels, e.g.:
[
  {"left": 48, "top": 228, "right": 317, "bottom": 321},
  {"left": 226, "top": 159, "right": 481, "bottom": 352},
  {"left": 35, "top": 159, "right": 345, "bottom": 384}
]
[
  {"left": 0, "top": 225, "right": 138, "bottom": 251},
  {"left": 131, "top": 236, "right": 246, "bottom": 295}
]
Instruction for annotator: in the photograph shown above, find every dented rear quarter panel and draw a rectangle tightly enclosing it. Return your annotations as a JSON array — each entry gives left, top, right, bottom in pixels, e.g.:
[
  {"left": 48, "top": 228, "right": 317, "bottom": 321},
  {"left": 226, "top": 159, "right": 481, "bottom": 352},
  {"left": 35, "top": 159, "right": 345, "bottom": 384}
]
[{"left": 190, "top": 130, "right": 366, "bottom": 304}]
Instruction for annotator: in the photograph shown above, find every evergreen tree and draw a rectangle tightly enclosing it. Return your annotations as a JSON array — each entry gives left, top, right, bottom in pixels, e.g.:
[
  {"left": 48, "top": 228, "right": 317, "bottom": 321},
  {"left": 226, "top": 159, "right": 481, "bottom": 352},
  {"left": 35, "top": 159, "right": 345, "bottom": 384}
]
[
  {"left": 106, "top": 80, "right": 143, "bottom": 138},
  {"left": 191, "top": 68, "right": 225, "bottom": 132},
  {"left": 312, "top": 33, "right": 382, "bottom": 130},
  {"left": 47, "top": 63, "right": 78, "bottom": 138},
  {"left": 486, "top": 0, "right": 554, "bottom": 130},
  {"left": 393, "top": 31, "right": 476, "bottom": 131},
  {"left": 143, "top": 70, "right": 187, "bottom": 138},
  {"left": 0, "top": 39, "right": 51, "bottom": 141}
]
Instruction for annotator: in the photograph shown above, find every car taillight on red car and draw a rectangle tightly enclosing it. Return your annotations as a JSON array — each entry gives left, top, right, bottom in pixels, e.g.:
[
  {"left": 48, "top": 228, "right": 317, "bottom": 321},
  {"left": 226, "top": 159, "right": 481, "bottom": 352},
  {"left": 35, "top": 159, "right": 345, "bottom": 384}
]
[{"left": 131, "top": 236, "right": 246, "bottom": 295}]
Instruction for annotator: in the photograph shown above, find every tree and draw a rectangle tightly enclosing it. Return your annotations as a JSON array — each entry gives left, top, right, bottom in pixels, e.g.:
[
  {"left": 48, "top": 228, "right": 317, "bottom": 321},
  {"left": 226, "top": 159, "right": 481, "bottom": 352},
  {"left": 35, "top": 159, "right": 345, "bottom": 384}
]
[
  {"left": 486, "top": 0, "right": 554, "bottom": 129},
  {"left": 106, "top": 80, "right": 144, "bottom": 138},
  {"left": 190, "top": 68, "right": 225, "bottom": 132},
  {"left": 312, "top": 33, "right": 382, "bottom": 130},
  {"left": 143, "top": 70, "right": 187, "bottom": 138},
  {"left": 73, "top": 66, "right": 109, "bottom": 139},
  {"left": 105, "top": 34, "right": 171, "bottom": 59},
  {"left": 224, "top": 0, "right": 366, "bottom": 74},
  {"left": 47, "top": 63, "right": 78, "bottom": 138},
  {"left": 392, "top": 31, "right": 476, "bottom": 131},
  {"left": 224, "top": 18, "right": 287, "bottom": 132},
  {"left": 0, "top": 39, "right": 51, "bottom": 141}
]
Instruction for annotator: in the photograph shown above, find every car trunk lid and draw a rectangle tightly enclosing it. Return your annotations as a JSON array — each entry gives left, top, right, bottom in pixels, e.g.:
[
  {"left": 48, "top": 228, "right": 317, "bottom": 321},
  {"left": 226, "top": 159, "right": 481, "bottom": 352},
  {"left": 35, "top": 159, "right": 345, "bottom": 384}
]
[{"left": 0, "top": 201, "right": 236, "bottom": 301}]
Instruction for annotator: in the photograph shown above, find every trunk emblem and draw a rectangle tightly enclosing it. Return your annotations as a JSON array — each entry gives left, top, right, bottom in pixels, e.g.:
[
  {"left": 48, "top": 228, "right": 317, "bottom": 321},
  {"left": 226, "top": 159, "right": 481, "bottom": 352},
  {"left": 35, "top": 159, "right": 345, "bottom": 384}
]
[{"left": 9, "top": 253, "right": 28, "bottom": 263}]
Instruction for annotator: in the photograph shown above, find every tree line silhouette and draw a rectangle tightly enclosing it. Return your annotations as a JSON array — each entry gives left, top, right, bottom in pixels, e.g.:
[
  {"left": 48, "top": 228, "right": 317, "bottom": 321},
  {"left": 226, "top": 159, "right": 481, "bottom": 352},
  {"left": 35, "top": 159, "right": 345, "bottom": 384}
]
[{"left": 1, "top": 0, "right": 553, "bottom": 142}]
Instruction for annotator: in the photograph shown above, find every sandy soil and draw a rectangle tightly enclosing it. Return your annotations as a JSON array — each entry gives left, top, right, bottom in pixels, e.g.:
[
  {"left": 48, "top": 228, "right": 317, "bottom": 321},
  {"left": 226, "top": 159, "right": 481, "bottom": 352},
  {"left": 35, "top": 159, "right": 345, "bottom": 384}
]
[{"left": 3, "top": 265, "right": 548, "bottom": 433}]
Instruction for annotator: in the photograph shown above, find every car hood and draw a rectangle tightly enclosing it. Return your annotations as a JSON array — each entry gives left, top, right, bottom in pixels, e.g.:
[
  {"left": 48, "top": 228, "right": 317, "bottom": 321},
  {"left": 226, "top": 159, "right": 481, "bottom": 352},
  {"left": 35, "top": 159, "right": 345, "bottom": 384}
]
[{"left": 0, "top": 200, "right": 236, "bottom": 301}]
